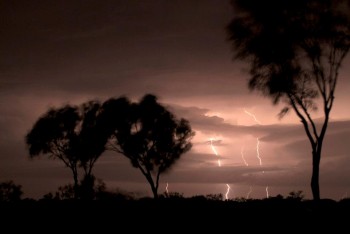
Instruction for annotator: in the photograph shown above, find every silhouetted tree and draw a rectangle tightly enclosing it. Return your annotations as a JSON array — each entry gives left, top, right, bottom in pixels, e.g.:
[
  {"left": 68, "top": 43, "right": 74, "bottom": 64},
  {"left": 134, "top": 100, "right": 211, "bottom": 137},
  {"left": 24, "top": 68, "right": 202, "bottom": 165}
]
[
  {"left": 227, "top": 0, "right": 350, "bottom": 200},
  {"left": 26, "top": 101, "right": 108, "bottom": 199},
  {"left": 75, "top": 101, "right": 109, "bottom": 199},
  {"left": 0, "top": 181, "right": 23, "bottom": 202},
  {"left": 26, "top": 105, "right": 80, "bottom": 196},
  {"left": 104, "top": 94, "right": 194, "bottom": 199}
]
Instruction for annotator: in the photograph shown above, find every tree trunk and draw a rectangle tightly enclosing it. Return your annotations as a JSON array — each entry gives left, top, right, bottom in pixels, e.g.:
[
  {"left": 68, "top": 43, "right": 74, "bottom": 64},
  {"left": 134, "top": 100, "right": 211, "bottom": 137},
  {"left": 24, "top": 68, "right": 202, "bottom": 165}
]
[
  {"left": 80, "top": 174, "right": 95, "bottom": 200},
  {"left": 73, "top": 168, "right": 79, "bottom": 199},
  {"left": 151, "top": 184, "right": 159, "bottom": 199},
  {"left": 145, "top": 173, "right": 158, "bottom": 199},
  {"left": 311, "top": 150, "right": 321, "bottom": 200}
]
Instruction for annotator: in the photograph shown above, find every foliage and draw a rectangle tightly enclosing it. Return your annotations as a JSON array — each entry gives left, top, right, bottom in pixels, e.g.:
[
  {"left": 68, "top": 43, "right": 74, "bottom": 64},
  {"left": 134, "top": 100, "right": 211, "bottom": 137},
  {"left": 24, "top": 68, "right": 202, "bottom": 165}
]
[
  {"left": 205, "top": 193, "right": 223, "bottom": 201},
  {"left": 228, "top": 0, "right": 349, "bottom": 104},
  {"left": 287, "top": 190, "right": 305, "bottom": 201},
  {"left": 26, "top": 101, "right": 108, "bottom": 198},
  {"left": 55, "top": 183, "right": 76, "bottom": 200},
  {"left": 27, "top": 94, "right": 193, "bottom": 199},
  {"left": 104, "top": 94, "right": 195, "bottom": 198},
  {"left": 162, "top": 191, "right": 184, "bottom": 199},
  {"left": 42, "top": 178, "right": 114, "bottom": 200},
  {"left": 0, "top": 181, "right": 23, "bottom": 202},
  {"left": 227, "top": 0, "right": 350, "bottom": 200}
]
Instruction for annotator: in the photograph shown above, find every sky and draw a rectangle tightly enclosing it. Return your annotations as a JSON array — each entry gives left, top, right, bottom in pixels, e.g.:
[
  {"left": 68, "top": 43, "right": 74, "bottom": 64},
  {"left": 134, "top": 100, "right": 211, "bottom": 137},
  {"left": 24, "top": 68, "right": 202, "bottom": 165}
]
[{"left": 1, "top": 0, "right": 350, "bottom": 200}]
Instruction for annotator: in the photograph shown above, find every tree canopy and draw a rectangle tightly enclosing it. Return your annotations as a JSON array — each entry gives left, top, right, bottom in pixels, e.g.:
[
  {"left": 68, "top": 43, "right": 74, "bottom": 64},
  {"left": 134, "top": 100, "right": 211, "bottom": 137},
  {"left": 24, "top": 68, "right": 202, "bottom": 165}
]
[
  {"left": 26, "top": 94, "right": 194, "bottom": 199},
  {"left": 104, "top": 94, "right": 194, "bottom": 198},
  {"left": 26, "top": 101, "right": 108, "bottom": 199}
]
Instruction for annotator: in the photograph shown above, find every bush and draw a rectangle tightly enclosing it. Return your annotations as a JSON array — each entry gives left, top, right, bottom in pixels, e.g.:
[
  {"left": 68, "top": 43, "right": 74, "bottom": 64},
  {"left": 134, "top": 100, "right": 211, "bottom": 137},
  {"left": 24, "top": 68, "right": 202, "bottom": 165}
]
[
  {"left": 0, "top": 181, "right": 23, "bottom": 202},
  {"left": 287, "top": 191, "right": 304, "bottom": 201}
]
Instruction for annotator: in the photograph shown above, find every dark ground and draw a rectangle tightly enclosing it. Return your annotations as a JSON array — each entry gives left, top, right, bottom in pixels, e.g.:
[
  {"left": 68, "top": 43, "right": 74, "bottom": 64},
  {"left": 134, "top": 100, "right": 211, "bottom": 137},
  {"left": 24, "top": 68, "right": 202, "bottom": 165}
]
[{"left": 1, "top": 197, "right": 349, "bottom": 232}]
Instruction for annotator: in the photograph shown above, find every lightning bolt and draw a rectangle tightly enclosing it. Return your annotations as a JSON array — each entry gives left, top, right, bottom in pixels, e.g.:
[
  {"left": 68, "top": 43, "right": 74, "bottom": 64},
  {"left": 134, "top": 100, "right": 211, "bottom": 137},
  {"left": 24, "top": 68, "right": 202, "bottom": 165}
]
[
  {"left": 209, "top": 138, "right": 221, "bottom": 167},
  {"left": 241, "top": 146, "right": 248, "bottom": 166},
  {"left": 243, "top": 109, "right": 263, "bottom": 168},
  {"left": 244, "top": 108, "right": 262, "bottom": 125},
  {"left": 246, "top": 186, "right": 252, "bottom": 199},
  {"left": 244, "top": 109, "right": 268, "bottom": 199},
  {"left": 256, "top": 137, "right": 265, "bottom": 174},
  {"left": 165, "top": 182, "right": 169, "bottom": 195},
  {"left": 208, "top": 138, "right": 229, "bottom": 200},
  {"left": 225, "top": 184, "right": 231, "bottom": 200},
  {"left": 256, "top": 138, "right": 262, "bottom": 166}
]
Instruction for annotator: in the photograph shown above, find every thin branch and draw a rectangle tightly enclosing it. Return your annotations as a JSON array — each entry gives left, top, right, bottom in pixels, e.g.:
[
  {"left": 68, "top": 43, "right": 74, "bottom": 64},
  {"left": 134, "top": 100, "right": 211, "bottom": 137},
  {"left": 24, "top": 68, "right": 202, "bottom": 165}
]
[
  {"left": 137, "top": 162, "right": 148, "bottom": 178},
  {"left": 288, "top": 94, "right": 317, "bottom": 148},
  {"left": 311, "top": 56, "right": 327, "bottom": 101},
  {"left": 106, "top": 141, "right": 124, "bottom": 154},
  {"left": 294, "top": 95, "right": 319, "bottom": 140}
]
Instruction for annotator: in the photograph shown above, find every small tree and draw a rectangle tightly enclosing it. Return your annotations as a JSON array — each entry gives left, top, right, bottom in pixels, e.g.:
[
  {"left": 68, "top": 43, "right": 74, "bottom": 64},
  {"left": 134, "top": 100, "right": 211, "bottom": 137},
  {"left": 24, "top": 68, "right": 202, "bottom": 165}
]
[
  {"left": 26, "top": 105, "right": 81, "bottom": 196},
  {"left": 0, "top": 181, "right": 23, "bottom": 202},
  {"left": 227, "top": 0, "right": 350, "bottom": 200},
  {"left": 104, "top": 94, "right": 194, "bottom": 199},
  {"left": 26, "top": 101, "right": 108, "bottom": 199}
]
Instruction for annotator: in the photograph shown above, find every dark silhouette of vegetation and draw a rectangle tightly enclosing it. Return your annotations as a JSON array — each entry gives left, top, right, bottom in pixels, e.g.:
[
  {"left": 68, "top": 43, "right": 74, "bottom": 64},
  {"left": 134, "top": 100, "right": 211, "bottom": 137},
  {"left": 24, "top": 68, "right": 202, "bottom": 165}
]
[
  {"left": 162, "top": 191, "right": 184, "bottom": 199},
  {"left": 43, "top": 184, "right": 76, "bottom": 200},
  {"left": 227, "top": 0, "right": 350, "bottom": 200},
  {"left": 1, "top": 190, "right": 349, "bottom": 232},
  {"left": 287, "top": 190, "right": 305, "bottom": 201},
  {"left": 26, "top": 101, "right": 108, "bottom": 199},
  {"left": 26, "top": 94, "right": 194, "bottom": 199},
  {"left": 102, "top": 94, "right": 194, "bottom": 199},
  {"left": 41, "top": 179, "right": 131, "bottom": 201},
  {"left": 0, "top": 181, "right": 23, "bottom": 202}
]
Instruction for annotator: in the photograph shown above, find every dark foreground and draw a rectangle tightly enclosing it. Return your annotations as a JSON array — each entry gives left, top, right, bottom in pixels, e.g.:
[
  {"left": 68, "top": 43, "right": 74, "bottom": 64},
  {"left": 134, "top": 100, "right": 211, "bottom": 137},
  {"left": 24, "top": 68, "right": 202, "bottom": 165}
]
[{"left": 1, "top": 197, "right": 349, "bottom": 232}]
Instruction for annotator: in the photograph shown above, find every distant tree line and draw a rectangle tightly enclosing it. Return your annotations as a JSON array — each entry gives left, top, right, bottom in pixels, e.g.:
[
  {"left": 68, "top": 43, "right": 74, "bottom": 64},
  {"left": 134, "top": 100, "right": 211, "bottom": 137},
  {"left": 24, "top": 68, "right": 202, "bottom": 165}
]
[
  {"left": 0, "top": 178, "right": 308, "bottom": 202},
  {"left": 25, "top": 94, "right": 194, "bottom": 199}
]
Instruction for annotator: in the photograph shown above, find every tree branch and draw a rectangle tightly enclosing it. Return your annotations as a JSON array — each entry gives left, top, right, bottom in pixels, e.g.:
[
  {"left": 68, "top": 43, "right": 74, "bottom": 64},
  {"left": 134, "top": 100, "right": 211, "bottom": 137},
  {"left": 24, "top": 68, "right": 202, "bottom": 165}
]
[
  {"left": 294, "top": 95, "right": 318, "bottom": 140},
  {"left": 288, "top": 94, "right": 316, "bottom": 149}
]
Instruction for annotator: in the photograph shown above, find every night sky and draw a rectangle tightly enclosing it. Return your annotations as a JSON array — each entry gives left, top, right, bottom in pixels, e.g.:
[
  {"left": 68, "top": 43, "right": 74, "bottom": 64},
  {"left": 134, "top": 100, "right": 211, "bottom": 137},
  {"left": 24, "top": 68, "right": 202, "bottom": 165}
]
[{"left": 1, "top": 0, "right": 350, "bottom": 200}]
